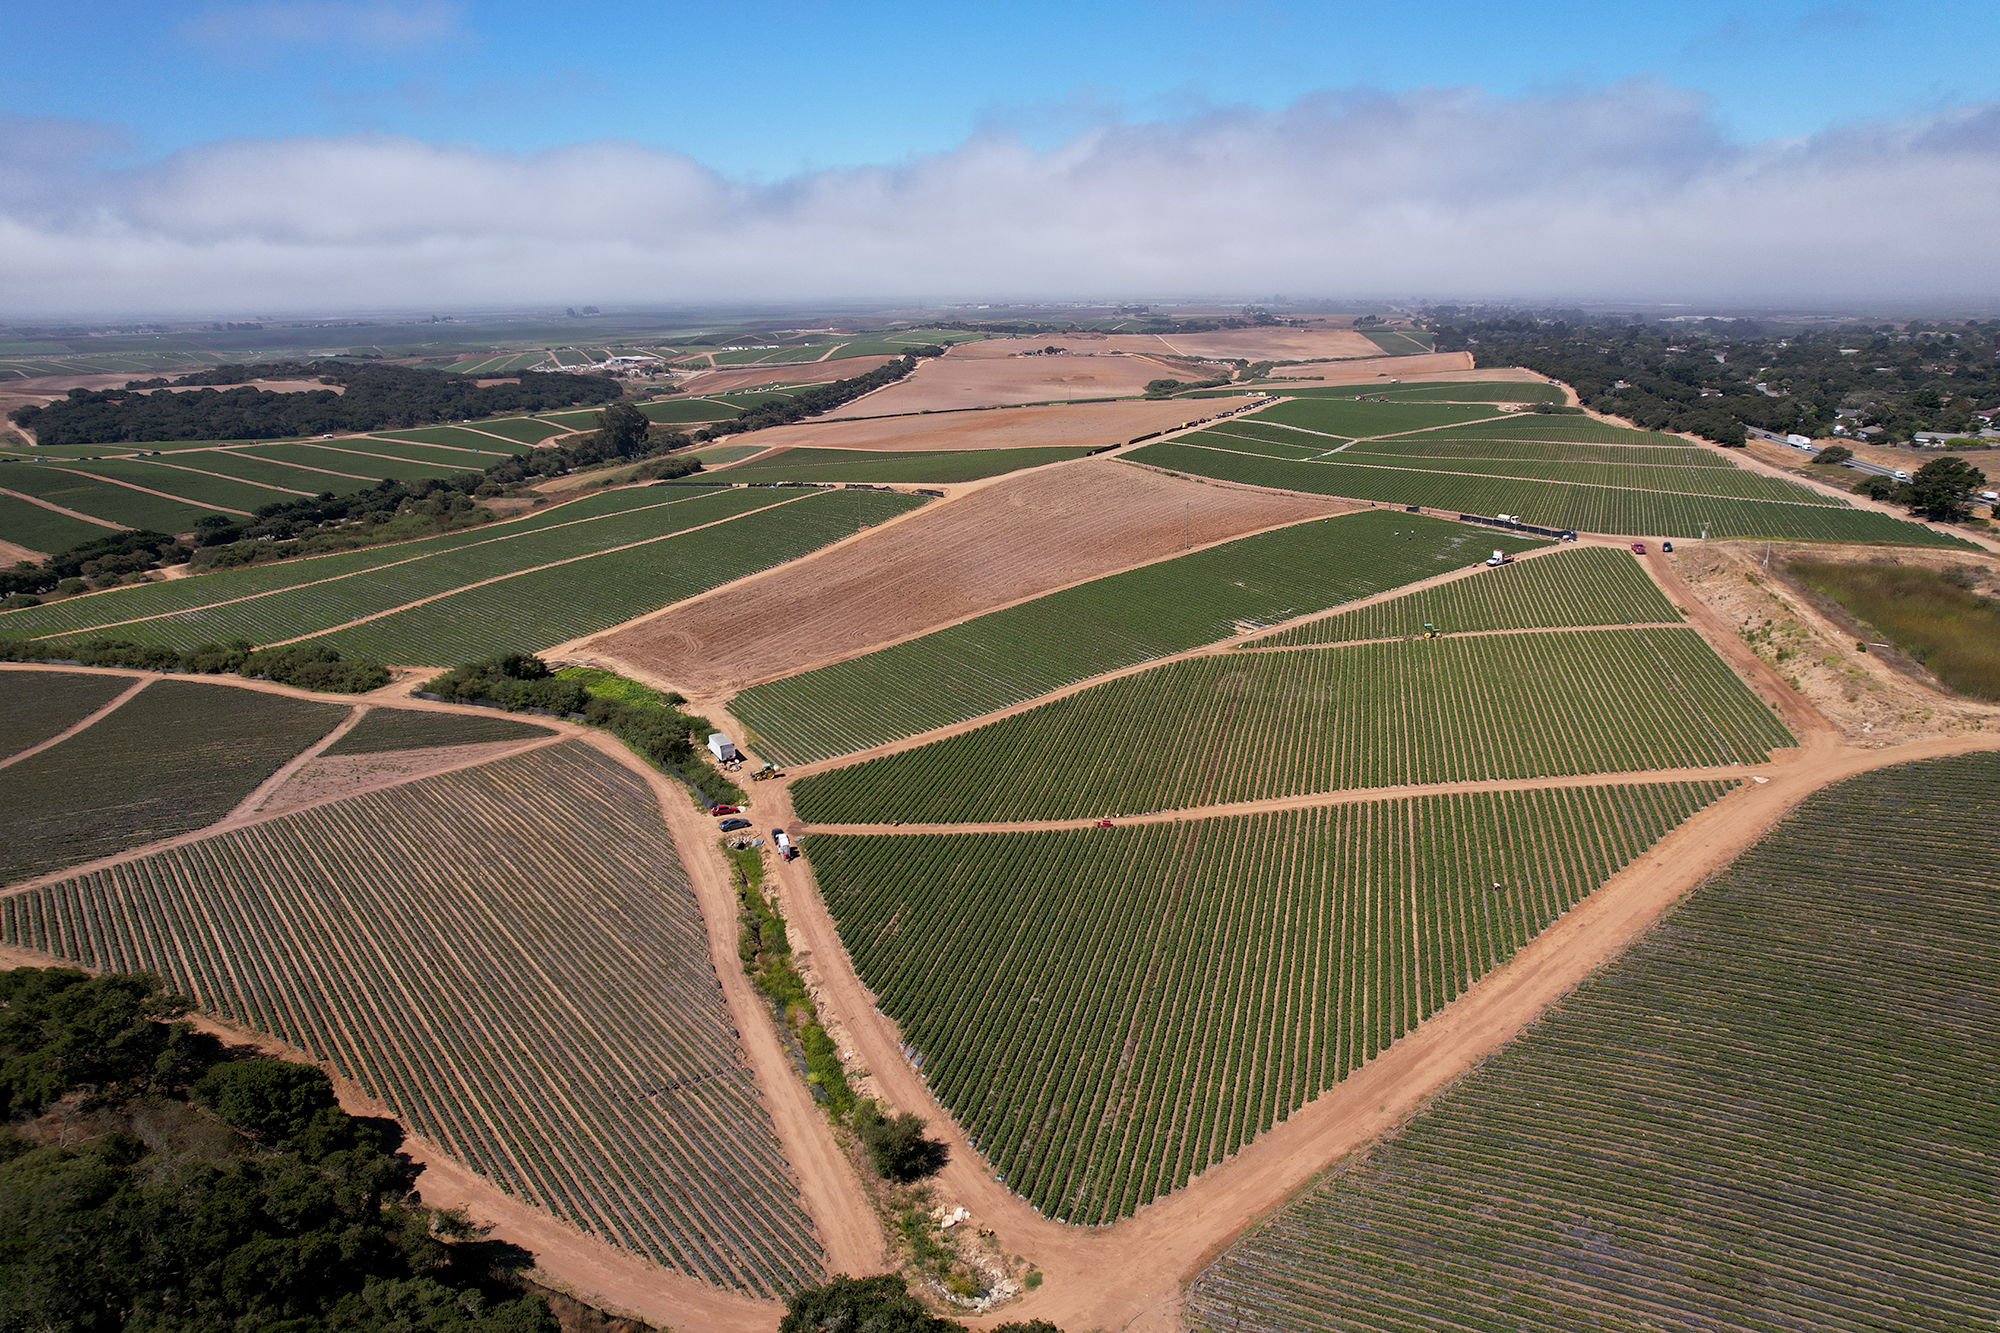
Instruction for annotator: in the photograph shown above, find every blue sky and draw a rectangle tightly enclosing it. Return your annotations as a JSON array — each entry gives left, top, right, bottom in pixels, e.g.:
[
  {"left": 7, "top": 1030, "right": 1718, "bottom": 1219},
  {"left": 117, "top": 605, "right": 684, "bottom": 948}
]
[
  {"left": 3, "top": 2, "right": 1998, "bottom": 314},
  {"left": 11, "top": 1, "right": 1997, "bottom": 174}
]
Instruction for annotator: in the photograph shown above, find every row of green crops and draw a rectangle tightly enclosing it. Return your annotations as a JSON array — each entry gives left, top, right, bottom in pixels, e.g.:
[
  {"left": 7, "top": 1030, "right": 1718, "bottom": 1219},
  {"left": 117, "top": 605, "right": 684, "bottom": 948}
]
[
  {"left": 1391, "top": 416, "right": 1695, "bottom": 445},
  {"left": 0, "top": 484, "right": 718, "bottom": 640},
  {"left": 732, "top": 510, "right": 1545, "bottom": 766},
  {"left": 309, "top": 487, "right": 927, "bottom": 664},
  {"left": 1186, "top": 751, "right": 2000, "bottom": 1333},
  {"left": 0, "top": 670, "right": 136, "bottom": 760},
  {"left": 791, "top": 628, "right": 1793, "bottom": 823},
  {"left": 1, "top": 740, "right": 824, "bottom": 1297},
  {"left": 0, "top": 462, "right": 235, "bottom": 531},
  {"left": 1253, "top": 545, "right": 1681, "bottom": 646},
  {"left": 0, "top": 492, "right": 109, "bottom": 555},
  {"left": 0, "top": 679, "right": 348, "bottom": 883},
  {"left": 807, "top": 781, "right": 1734, "bottom": 1224},
  {"left": 14, "top": 486, "right": 799, "bottom": 651},
  {"left": 1128, "top": 440, "right": 1970, "bottom": 546},
  {"left": 1339, "top": 432, "right": 1725, "bottom": 467}
]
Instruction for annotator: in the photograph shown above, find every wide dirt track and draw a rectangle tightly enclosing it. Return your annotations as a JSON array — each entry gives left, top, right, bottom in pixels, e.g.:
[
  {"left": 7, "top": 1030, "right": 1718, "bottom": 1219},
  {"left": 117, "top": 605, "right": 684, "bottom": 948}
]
[
  {"left": 714, "top": 398, "right": 1247, "bottom": 454},
  {"left": 572, "top": 458, "right": 1345, "bottom": 696}
]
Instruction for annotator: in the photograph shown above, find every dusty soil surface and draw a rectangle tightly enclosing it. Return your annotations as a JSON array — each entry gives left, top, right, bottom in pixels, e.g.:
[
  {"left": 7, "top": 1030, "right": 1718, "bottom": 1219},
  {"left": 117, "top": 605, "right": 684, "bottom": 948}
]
[
  {"left": 254, "top": 740, "right": 547, "bottom": 816},
  {"left": 1158, "top": 326, "right": 1386, "bottom": 360},
  {"left": 0, "top": 537, "right": 47, "bottom": 564},
  {"left": 573, "top": 459, "right": 1345, "bottom": 696},
  {"left": 1261, "top": 351, "right": 1477, "bottom": 384},
  {"left": 703, "top": 398, "right": 1253, "bottom": 455},
  {"left": 678, "top": 357, "right": 901, "bottom": 396},
  {"left": 822, "top": 349, "right": 1189, "bottom": 417},
  {"left": 1666, "top": 542, "right": 2000, "bottom": 747}
]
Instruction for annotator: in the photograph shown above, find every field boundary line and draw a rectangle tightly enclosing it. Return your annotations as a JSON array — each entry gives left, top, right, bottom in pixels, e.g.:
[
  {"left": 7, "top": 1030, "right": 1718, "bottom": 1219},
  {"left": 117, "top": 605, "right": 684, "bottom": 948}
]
[
  {"left": 1167, "top": 435, "right": 1843, "bottom": 512},
  {"left": 772, "top": 542, "right": 1589, "bottom": 779},
  {"left": 0, "top": 484, "right": 130, "bottom": 530},
  {"left": 5, "top": 484, "right": 735, "bottom": 642},
  {"left": 0, "top": 673, "right": 151, "bottom": 772},
  {"left": 756, "top": 730, "right": 2000, "bottom": 1333},
  {"left": 257, "top": 490, "right": 824, "bottom": 648},
  {"left": 799, "top": 765, "right": 1773, "bottom": 835},
  {"left": 136, "top": 456, "right": 316, "bottom": 496},
  {"left": 45, "top": 464, "right": 254, "bottom": 516},
  {"left": 231, "top": 702, "right": 368, "bottom": 818},
  {"left": 579, "top": 493, "right": 1358, "bottom": 701}
]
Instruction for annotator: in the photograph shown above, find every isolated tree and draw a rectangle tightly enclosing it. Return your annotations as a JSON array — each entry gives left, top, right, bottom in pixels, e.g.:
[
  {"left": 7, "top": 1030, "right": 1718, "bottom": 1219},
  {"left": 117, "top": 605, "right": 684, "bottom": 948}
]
[
  {"left": 1812, "top": 444, "right": 1854, "bottom": 465},
  {"left": 854, "top": 1101, "right": 948, "bottom": 1181},
  {"left": 781, "top": 1275, "right": 952, "bottom": 1333},
  {"left": 595, "top": 401, "right": 652, "bottom": 457},
  {"left": 1907, "top": 455, "right": 1987, "bottom": 522}
]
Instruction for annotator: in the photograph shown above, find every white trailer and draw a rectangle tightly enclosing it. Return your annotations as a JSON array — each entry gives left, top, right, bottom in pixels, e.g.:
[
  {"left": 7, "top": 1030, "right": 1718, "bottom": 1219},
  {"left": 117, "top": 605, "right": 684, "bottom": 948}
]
[{"left": 707, "top": 733, "right": 739, "bottom": 762}]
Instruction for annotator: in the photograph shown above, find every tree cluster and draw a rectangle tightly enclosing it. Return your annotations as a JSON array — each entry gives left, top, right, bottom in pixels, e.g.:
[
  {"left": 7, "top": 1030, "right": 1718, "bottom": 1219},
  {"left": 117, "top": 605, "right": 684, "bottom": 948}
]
[
  {"left": 10, "top": 360, "right": 624, "bottom": 446},
  {"left": 1428, "top": 314, "right": 2000, "bottom": 446},
  {"left": 0, "top": 635, "right": 390, "bottom": 692},
  {"left": 853, "top": 1102, "right": 949, "bottom": 1182},
  {"left": 693, "top": 356, "right": 926, "bottom": 441},
  {"left": 0, "top": 967, "right": 558, "bottom": 1332},
  {"left": 1853, "top": 456, "right": 1991, "bottom": 521},
  {"left": 780, "top": 1275, "right": 1060, "bottom": 1333}
]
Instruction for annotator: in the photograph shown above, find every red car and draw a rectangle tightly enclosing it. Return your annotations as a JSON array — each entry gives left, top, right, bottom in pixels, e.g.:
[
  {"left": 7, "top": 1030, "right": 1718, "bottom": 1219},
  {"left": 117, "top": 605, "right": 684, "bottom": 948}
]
[
  {"left": 1094, "top": 819, "right": 1114, "bottom": 829},
  {"left": 710, "top": 804, "right": 740, "bottom": 815},
  {"left": 1630, "top": 542, "right": 1648, "bottom": 555}
]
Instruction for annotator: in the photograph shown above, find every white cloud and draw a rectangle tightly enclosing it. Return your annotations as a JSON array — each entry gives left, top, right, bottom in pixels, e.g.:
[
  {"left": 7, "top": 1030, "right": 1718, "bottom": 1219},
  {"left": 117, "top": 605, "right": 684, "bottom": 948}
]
[
  {"left": 182, "top": 1, "right": 466, "bottom": 57},
  {"left": 4, "top": 81, "right": 1998, "bottom": 316}
]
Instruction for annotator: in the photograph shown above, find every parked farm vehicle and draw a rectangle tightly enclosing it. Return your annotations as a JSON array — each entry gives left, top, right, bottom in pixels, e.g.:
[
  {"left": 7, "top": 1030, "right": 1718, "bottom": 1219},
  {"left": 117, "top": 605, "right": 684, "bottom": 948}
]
[
  {"left": 1485, "top": 550, "right": 1514, "bottom": 567},
  {"left": 1094, "top": 819, "right": 1114, "bottom": 829},
  {"left": 752, "top": 763, "right": 785, "bottom": 781},
  {"left": 1630, "top": 542, "right": 1648, "bottom": 554},
  {"left": 773, "top": 829, "right": 797, "bottom": 860}
]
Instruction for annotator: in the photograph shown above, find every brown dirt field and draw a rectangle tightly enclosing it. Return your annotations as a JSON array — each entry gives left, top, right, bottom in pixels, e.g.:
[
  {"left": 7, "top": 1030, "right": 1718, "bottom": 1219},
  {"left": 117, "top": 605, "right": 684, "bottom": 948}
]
[
  {"left": 821, "top": 349, "right": 1187, "bottom": 417},
  {"left": 253, "top": 739, "right": 549, "bottom": 816},
  {"left": 1157, "top": 327, "right": 1386, "bottom": 360},
  {"left": 571, "top": 459, "right": 1345, "bottom": 697},
  {"left": 677, "top": 357, "right": 900, "bottom": 396},
  {"left": 1262, "top": 351, "right": 1477, "bottom": 383},
  {"left": 0, "top": 537, "right": 47, "bottom": 564},
  {"left": 699, "top": 398, "right": 1254, "bottom": 455}
]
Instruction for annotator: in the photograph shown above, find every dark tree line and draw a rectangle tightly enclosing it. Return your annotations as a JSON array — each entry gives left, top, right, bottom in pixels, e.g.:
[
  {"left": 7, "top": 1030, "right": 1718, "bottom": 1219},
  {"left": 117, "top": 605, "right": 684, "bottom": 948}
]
[
  {"left": 10, "top": 361, "right": 623, "bottom": 445},
  {"left": 1428, "top": 314, "right": 2000, "bottom": 446},
  {"left": 0, "top": 967, "right": 558, "bottom": 1331},
  {"left": 0, "top": 636, "right": 391, "bottom": 693}
]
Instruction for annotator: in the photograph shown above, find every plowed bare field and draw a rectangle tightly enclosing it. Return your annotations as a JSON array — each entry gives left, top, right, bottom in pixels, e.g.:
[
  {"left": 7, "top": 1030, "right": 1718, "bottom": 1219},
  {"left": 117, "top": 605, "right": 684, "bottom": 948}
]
[
  {"left": 1266, "top": 352, "right": 1478, "bottom": 383},
  {"left": 1157, "top": 327, "right": 1385, "bottom": 359},
  {"left": 822, "top": 350, "right": 1184, "bottom": 416},
  {"left": 578, "top": 459, "right": 1346, "bottom": 696},
  {"left": 719, "top": 399, "right": 1253, "bottom": 454},
  {"left": 677, "top": 357, "right": 900, "bottom": 395}
]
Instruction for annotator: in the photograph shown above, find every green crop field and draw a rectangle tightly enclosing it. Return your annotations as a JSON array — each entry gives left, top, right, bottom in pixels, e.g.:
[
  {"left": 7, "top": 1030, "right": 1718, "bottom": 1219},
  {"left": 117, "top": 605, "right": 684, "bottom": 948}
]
[
  {"left": 320, "top": 706, "right": 555, "bottom": 754},
  {"left": 0, "top": 740, "right": 823, "bottom": 1296},
  {"left": 533, "top": 409, "right": 602, "bottom": 429},
  {"left": 1186, "top": 752, "right": 2000, "bottom": 1333},
  {"left": 341, "top": 437, "right": 513, "bottom": 468},
  {"left": 1404, "top": 416, "right": 1694, "bottom": 446},
  {"left": 1187, "top": 427, "right": 1339, "bottom": 459},
  {"left": 0, "top": 680, "right": 346, "bottom": 883},
  {"left": 1128, "top": 439, "right": 1972, "bottom": 546},
  {"left": 154, "top": 448, "right": 350, "bottom": 491},
  {"left": 733, "top": 511, "right": 1547, "bottom": 766},
  {"left": 1342, "top": 433, "right": 1724, "bottom": 467},
  {"left": 0, "top": 670, "right": 136, "bottom": 760},
  {"left": 714, "top": 446, "right": 1089, "bottom": 486},
  {"left": 689, "top": 443, "right": 767, "bottom": 464},
  {"left": 1272, "top": 381, "right": 1561, "bottom": 403},
  {"left": 16, "top": 487, "right": 796, "bottom": 652},
  {"left": 791, "top": 628, "right": 1792, "bottom": 823},
  {"left": 313, "top": 487, "right": 926, "bottom": 664},
  {"left": 36, "top": 457, "right": 289, "bottom": 514},
  {"left": 368, "top": 426, "right": 531, "bottom": 455},
  {"left": 639, "top": 399, "right": 741, "bottom": 424},
  {"left": 0, "top": 463, "right": 236, "bottom": 531},
  {"left": 240, "top": 443, "right": 454, "bottom": 484},
  {"left": 0, "top": 492, "right": 113, "bottom": 555},
  {"left": 1284, "top": 446, "right": 1842, "bottom": 505},
  {"left": 1251, "top": 399, "right": 1505, "bottom": 438},
  {"left": 808, "top": 781, "right": 1733, "bottom": 1223},
  {"left": 1362, "top": 330, "right": 1435, "bottom": 355},
  {"left": 1257, "top": 546, "right": 1681, "bottom": 646},
  {"left": 0, "top": 485, "right": 720, "bottom": 641},
  {"left": 463, "top": 415, "right": 568, "bottom": 444}
]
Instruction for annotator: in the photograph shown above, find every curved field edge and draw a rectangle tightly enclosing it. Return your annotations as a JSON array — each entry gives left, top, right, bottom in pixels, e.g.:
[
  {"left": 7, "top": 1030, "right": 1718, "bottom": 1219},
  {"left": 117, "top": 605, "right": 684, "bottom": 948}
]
[
  {"left": 1185, "top": 751, "right": 2000, "bottom": 1333},
  {"left": 0, "top": 740, "right": 823, "bottom": 1299},
  {"left": 803, "top": 780, "right": 1734, "bottom": 1224}
]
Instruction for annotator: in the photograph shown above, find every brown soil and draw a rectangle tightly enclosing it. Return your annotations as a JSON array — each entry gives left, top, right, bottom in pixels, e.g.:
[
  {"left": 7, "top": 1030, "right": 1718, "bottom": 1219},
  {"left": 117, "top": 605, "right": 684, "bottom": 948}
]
[
  {"left": 821, "top": 349, "right": 1188, "bottom": 417},
  {"left": 1157, "top": 327, "right": 1386, "bottom": 360},
  {"left": 701, "top": 398, "right": 1253, "bottom": 455},
  {"left": 1261, "top": 351, "right": 1477, "bottom": 384},
  {"left": 678, "top": 357, "right": 901, "bottom": 396},
  {"left": 0, "top": 537, "right": 48, "bottom": 564},
  {"left": 573, "top": 459, "right": 1345, "bottom": 697},
  {"left": 1666, "top": 542, "right": 2000, "bottom": 747},
  {"left": 254, "top": 739, "right": 548, "bottom": 816}
]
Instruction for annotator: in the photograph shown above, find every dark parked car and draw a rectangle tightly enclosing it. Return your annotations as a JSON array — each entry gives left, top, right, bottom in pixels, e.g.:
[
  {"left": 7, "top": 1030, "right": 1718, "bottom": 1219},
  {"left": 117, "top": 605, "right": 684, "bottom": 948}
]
[{"left": 719, "top": 817, "right": 752, "bottom": 832}]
